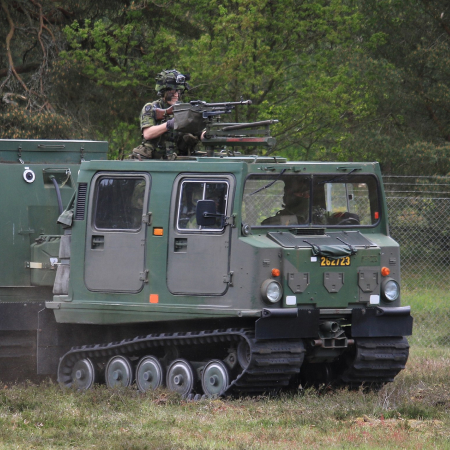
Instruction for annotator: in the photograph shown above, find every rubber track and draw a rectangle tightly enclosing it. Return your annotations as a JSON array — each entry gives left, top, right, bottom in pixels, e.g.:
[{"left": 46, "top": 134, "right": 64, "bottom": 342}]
[
  {"left": 340, "top": 337, "right": 410, "bottom": 385},
  {"left": 57, "top": 328, "right": 306, "bottom": 395}
]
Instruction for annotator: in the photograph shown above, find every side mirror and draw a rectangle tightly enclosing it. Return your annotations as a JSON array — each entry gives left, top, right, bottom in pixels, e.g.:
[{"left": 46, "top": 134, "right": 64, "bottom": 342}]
[{"left": 196, "top": 200, "right": 222, "bottom": 227}]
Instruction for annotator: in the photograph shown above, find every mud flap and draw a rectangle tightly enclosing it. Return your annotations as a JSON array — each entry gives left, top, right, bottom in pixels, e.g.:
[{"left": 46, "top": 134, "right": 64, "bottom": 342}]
[
  {"left": 37, "top": 308, "right": 61, "bottom": 375},
  {"left": 255, "top": 308, "right": 320, "bottom": 340},
  {"left": 351, "top": 306, "right": 413, "bottom": 337}
]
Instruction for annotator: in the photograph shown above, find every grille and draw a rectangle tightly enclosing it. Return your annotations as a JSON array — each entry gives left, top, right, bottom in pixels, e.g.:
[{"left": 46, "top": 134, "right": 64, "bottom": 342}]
[{"left": 75, "top": 183, "right": 88, "bottom": 220}]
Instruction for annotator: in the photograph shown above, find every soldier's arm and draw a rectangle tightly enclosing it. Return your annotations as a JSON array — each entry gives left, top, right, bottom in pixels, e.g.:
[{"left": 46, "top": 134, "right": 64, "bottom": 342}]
[
  {"left": 142, "top": 123, "right": 170, "bottom": 140},
  {"left": 141, "top": 102, "right": 171, "bottom": 141}
]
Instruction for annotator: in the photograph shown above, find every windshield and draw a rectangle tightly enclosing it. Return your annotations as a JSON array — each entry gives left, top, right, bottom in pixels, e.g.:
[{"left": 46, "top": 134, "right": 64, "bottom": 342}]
[{"left": 242, "top": 174, "right": 380, "bottom": 227}]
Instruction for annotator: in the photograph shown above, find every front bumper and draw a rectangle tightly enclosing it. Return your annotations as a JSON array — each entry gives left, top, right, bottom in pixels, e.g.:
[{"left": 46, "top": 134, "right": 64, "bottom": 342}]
[{"left": 255, "top": 306, "right": 413, "bottom": 340}]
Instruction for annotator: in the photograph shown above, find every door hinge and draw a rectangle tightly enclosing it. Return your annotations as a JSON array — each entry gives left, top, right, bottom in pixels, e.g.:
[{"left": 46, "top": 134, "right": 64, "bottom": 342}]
[
  {"left": 17, "top": 145, "right": 24, "bottom": 164},
  {"left": 225, "top": 214, "right": 236, "bottom": 228},
  {"left": 18, "top": 228, "right": 35, "bottom": 235},
  {"left": 223, "top": 271, "right": 234, "bottom": 286},
  {"left": 139, "top": 269, "right": 149, "bottom": 283},
  {"left": 142, "top": 212, "right": 152, "bottom": 225}
]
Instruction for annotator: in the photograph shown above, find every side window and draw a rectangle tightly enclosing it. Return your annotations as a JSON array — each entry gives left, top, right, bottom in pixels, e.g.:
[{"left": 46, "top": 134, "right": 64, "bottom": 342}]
[
  {"left": 177, "top": 180, "right": 228, "bottom": 231},
  {"left": 94, "top": 177, "right": 145, "bottom": 230}
]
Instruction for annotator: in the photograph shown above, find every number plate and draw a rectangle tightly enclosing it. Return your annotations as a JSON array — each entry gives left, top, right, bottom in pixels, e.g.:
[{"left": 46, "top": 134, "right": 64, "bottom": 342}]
[{"left": 320, "top": 256, "right": 351, "bottom": 266}]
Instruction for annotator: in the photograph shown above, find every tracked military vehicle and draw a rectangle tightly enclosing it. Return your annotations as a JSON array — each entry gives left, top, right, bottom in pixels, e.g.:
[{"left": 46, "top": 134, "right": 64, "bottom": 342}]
[
  {"left": 0, "top": 109, "right": 412, "bottom": 396},
  {"left": 0, "top": 139, "right": 107, "bottom": 380}
]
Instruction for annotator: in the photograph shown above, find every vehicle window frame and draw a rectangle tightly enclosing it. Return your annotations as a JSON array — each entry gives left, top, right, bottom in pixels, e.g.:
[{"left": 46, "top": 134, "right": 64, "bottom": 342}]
[
  {"left": 92, "top": 174, "right": 148, "bottom": 232},
  {"left": 313, "top": 174, "right": 381, "bottom": 228},
  {"left": 176, "top": 178, "right": 230, "bottom": 233},
  {"left": 242, "top": 172, "right": 382, "bottom": 229}
]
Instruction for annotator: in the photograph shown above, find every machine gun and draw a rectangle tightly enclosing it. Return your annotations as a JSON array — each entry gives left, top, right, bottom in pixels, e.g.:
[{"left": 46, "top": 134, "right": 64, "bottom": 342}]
[
  {"left": 154, "top": 99, "right": 252, "bottom": 122},
  {"left": 188, "top": 99, "right": 252, "bottom": 118},
  {"left": 172, "top": 99, "right": 278, "bottom": 155}
]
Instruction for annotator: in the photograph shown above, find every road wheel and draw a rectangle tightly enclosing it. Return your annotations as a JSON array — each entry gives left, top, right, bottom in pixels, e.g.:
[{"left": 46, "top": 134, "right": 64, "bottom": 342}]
[
  {"left": 166, "top": 359, "right": 195, "bottom": 397},
  {"left": 201, "top": 359, "right": 230, "bottom": 397},
  {"left": 136, "top": 356, "right": 164, "bottom": 392},
  {"left": 71, "top": 358, "right": 97, "bottom": 390},
  {"left": 105, "top": 356, "right": 134, "bottom": 388}
]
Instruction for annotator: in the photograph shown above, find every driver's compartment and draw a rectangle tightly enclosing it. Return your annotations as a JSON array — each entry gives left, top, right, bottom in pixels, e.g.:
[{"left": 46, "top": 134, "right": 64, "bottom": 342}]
[{"left": 242, "top": 173, "right": 380, "bottom": 228}]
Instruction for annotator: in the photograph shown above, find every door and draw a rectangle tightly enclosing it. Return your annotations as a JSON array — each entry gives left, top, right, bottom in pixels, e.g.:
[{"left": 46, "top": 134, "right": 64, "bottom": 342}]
[
  {"left": 84, "top": 172, "right": 150, "bottom": 292},
  {"left": 167, "top": 176, "right": 233, "bottom": 295}
]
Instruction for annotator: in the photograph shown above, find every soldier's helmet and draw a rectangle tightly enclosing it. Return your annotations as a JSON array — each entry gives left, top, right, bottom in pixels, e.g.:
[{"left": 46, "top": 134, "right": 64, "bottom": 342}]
[
  {"left": 282, "top": 176, "right": 310, "bottom": 207},
  {"left": 155, "top": 69, "right": 191, "bottom": 97}
]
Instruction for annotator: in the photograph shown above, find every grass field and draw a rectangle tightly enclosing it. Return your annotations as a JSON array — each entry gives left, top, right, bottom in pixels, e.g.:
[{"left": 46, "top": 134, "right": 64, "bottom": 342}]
[
  {"left": 0, "top": 346, "right": 449, "bottom": 450},
  {"left": 403, "top": 288, "right": 450, "bottom": 347},
  {"left": 0, "top": 288, "right": 447, "bottom": 449}
]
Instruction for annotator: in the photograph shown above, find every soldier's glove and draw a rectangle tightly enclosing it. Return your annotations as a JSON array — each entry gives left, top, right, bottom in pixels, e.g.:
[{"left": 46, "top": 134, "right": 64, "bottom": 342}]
[
  {"left": 166, "top": 118, "right": 175, "bottom": 130},
  {"left": 183, "top": 133, "right": 199, "bottom": 146}
]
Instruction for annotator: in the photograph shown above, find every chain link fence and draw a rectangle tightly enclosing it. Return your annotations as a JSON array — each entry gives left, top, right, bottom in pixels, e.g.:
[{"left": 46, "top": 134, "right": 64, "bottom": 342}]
[{"left": 384, "top": 175, "right": 450, "bottom": 347}]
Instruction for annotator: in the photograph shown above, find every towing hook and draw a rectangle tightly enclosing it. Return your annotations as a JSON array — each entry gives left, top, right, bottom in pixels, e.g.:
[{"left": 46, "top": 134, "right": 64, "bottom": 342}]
[{"left": 320, "top": 321, "right": 339, "bottom": 334}]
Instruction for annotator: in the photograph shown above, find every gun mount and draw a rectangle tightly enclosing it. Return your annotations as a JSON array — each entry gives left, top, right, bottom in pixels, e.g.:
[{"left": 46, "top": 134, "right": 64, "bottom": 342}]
[
  {"left": 173, "top": 100, "right": 278, "bottom": 156},
  {"left": 202, "top": 119, "right": 279, "bottom": 156}
]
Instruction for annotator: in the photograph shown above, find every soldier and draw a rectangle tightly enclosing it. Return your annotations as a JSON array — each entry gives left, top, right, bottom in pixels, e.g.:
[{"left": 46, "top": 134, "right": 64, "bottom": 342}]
[
  {"left": 131, "top": 69, "right": 199, "bottom": 160},
  {"left": 261, "top": 178, "right": 310, "bottom": 225},
  {"left": 261, "top": 177, "right": 327, "bottom": 226}
]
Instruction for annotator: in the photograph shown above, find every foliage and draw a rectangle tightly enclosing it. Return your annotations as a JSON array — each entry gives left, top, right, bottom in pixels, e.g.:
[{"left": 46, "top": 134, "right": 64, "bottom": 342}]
[
  {"left": 342, "top": 0, "right": 450, "bottom": 174},
  {"left": 1, "top": 0, "right": 450, "bottom": 171},
  {"left": 0, "top": 104, "right": 75, "bottom": 139},
  {"left": 60, "top": 10, "right": 179, "bottom": 89},
  {"left": 56, "top": 0, "right": 366, "bottom": 159},
  {"left": 176, "top": 0, "right": 367, "bottom": 160},
  {"left": 1, "top": 0, "right": 70, "bottom": 138},
  {"left": 97, "top": 121, "right": 138, "bottom": 160},
  {"left": 0, "top": 1, "right": 157, "bottom": 143}
]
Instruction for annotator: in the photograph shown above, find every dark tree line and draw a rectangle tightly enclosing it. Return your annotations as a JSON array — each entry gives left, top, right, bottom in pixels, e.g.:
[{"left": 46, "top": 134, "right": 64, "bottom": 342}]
[{"left": 1, "top": 0, "right": 449, "bottom": 174}]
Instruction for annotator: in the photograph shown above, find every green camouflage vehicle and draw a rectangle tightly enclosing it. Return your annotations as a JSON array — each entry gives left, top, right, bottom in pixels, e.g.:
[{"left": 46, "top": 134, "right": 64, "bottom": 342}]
[
  {"left": 0, "top": 138, "right": 107, "bottom": 380},
  {"left": 0, "top": 114, "right": 412, "bottom": 397}
]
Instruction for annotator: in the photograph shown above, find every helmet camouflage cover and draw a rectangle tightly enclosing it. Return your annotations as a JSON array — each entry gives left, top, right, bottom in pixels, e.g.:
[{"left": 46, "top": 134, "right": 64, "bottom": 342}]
[{"left": 155, "top": 69, "right": 191, "bottom": 96}]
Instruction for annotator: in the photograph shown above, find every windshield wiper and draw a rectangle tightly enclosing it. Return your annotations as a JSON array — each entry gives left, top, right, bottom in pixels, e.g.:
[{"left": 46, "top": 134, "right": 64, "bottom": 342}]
[{"left": 249, "top": 169, "right": 287, "bottom": 196}]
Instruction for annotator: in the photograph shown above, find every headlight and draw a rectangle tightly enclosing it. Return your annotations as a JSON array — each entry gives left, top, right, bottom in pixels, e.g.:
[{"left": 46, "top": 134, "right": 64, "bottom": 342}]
[
  {"left": 382, "top": 279, "right": 400, "bottom": 302},
  {"left": 261, "top": 279, "right": 282, "bottom": 303}
]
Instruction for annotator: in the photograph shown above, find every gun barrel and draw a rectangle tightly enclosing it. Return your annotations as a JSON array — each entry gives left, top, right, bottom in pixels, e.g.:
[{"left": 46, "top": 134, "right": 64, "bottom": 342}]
[
  {"left": 190, "top": 99, "right": 252, "bottom": 107},
  {"left": 221, "top": 120, "right": 279, "bottom": 131}
]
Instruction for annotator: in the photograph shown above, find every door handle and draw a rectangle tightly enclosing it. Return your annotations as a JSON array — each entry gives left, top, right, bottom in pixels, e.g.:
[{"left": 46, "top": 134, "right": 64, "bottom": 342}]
[
  {"left": 91, "top": 235, "right": 104, "bottom": 249},
  {"left": 174, "top": 238, "right": 187, "bottom": 252}
]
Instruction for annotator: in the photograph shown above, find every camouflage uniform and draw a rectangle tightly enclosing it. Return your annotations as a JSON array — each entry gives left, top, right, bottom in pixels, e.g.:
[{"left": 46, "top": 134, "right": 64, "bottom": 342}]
[
  {"left": 131, "top": 98, "right": 200, "bottom": 160},
  {"left": 130, "top": 69, "right": 199, "bottom": 160},
  {"left": 133, "top": 98, "right": 178, "bottom": 160}
]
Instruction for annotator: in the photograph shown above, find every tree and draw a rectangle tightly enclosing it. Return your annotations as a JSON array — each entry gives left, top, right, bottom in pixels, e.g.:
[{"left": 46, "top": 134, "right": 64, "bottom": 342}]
[
  {"left": 0, "top": 0, "right": 181, "bottom": 147},
  {"left": 55, "top": 0, "right": 366, "bottom": 159},
  {"left": 5, "top": 0, "right": 449, "bottom": 174},
  {"left": 57, "top": 2, "right": 184, "bottom": 157},
  {"left": 176, "top": 0, "right": 365, "bottom": 159},
  {"left": 0, "top": 0, "right": 79, "bottom": 138},
  {"left": 342, "top": 0, "right": 450, "bottom": 174}
]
